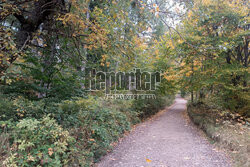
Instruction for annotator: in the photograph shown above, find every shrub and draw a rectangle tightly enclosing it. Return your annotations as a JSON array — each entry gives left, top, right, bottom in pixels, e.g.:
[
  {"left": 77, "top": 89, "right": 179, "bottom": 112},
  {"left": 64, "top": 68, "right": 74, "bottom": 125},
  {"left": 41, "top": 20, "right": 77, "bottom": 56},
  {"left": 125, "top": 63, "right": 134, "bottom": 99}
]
[
  {"left": 132, "top": 95, "right": 174, "bottom": 119},
  {"left": 1, "top": 95, "right": 174, "bottom": 166},
  {"left": 0, "top": 95, "right": 47, "bottom": 122},
  {"left": 0, "top": 95, "right": 15, "bottom": 121},
  {"left": 59, "top": 97, "right": 132, "bottom": 160},
  {"left": 86, "top": 108, "right": 130, "bottom": 160},
  {"left": 3, "top": 115, "right": 76, "bottom": 167},
  {"left": 100, "top": 99, "right": 140, "bottom": 125},
  {"left": 0, "top": 132, "right": 10, "bottom": 166}
]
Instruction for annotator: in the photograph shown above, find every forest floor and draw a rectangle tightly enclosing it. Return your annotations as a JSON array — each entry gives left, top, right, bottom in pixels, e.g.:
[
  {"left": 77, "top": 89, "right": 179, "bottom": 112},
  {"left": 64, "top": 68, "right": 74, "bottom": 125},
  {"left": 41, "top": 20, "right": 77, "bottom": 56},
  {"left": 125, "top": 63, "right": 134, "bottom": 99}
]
[{"left": 97, "top": 97, "right": 231, "bottom": 167}]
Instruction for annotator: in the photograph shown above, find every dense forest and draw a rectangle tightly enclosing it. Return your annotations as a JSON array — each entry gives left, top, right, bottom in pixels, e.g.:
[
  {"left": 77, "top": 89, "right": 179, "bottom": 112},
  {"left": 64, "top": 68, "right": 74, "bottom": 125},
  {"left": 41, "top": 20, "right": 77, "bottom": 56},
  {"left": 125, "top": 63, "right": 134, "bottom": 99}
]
[{"left": 0, "top": 0, "right": 249, "bottom": 166}]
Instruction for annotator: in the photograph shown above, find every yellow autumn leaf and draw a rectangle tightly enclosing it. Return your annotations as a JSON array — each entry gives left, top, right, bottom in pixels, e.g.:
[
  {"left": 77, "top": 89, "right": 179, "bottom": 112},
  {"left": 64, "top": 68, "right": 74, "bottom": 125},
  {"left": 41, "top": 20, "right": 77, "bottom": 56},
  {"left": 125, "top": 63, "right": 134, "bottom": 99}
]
[
  {"left": 156, "top": 6, "right": 160, "bottom": 12},
  {"left": 6, "top": 79, "right": 12, "bottom": 84},
  {"left": 202, "top": 0, "right": 212, "bottom": 6},
  {"left": 48, "top": 148, "right": 53, "bottom": 156},
  {"left": 27, "top": 155, "right": 35, "bottom": 162},
  {"left": 188, "top": 10, "right": 193, "bottom": 18},
  {"left": 17, "top": 58, "right": 25, "bottom": 63}
]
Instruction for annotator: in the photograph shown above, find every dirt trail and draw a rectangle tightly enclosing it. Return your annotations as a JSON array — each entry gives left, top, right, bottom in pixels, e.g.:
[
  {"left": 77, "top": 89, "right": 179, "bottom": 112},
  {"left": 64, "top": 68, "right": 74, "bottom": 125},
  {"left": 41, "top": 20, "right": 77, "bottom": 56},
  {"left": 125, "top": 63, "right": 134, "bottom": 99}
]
[{"left": 97, "top": 97, "right": 231, "bottom": 167}]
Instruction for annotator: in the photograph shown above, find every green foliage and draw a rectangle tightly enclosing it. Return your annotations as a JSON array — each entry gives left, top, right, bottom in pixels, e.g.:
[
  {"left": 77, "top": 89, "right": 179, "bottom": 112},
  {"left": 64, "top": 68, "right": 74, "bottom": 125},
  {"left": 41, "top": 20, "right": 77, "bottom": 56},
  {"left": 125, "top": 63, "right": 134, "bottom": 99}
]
[
  {"left": 165, "top": 0, "right": 250, "bottom": 115},
  {"left": 0, "top": 131, "right": 10, "bottom": 165},
  {"left": 0, "top": 94, "right": 52, "bottom": 122},
  {"left": 3, "top": 115, "right": 76, "bottom": 167},
  {"left": 132, "top": 95, "right": 175, "bottom": 119},
  {"left": 57, "top": 97, "right": 135, "bottom": 160},
  {"left": 81, "top": 108, "right": 130, "bottom": 160},
  {"left": 180, "top": 89, "right": 187, "bottom": 98},
  {"left": 1, "top": 95, "right": 172, "bottom": 165},
  {"left": 0, "top": 94, "right": 15, "bottom": 121}
]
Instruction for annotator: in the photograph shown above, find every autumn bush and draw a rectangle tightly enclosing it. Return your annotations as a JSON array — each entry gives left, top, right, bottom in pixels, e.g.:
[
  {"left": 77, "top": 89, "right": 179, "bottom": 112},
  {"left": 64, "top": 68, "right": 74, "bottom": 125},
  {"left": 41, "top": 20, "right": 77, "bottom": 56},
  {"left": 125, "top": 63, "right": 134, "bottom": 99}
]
[
  {"left": 58, "top": 97, "right": 133, "bottom": 161},
  {"left": 3, "top": 115, "right": 76, "bottom": 166},
  {"left": 0, "top": 93, "right": 172, "bottom": 166}
]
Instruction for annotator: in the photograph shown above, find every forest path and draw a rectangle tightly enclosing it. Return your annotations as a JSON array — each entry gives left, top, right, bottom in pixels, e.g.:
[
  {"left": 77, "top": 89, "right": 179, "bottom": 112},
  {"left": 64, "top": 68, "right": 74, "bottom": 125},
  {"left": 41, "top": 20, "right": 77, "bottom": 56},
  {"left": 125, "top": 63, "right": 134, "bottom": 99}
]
[{"left": 97, "top": 96, "right": 231, "bottom": 167}]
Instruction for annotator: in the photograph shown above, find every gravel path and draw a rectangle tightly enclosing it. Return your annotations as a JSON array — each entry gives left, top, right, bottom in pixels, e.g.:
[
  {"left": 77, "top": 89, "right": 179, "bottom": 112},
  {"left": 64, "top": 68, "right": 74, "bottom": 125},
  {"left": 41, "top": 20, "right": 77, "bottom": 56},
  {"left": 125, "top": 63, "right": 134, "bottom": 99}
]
[{"left": 97, "top": 97, "right": 231, "bottom": 167}]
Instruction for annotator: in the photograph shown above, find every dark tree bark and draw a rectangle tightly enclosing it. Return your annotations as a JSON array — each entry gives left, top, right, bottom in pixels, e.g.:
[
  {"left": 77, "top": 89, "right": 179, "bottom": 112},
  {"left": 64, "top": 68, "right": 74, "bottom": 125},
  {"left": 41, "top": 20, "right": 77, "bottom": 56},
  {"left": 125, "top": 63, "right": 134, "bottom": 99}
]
[
  {"left": 243, "top": 37, "right": 249, "bottom": 68},
  {"left": 0, "top": 0, "right": 66, "bottom": 75},
  {"left": 243, "top": 37, "right": 249, "bottom": 87}
]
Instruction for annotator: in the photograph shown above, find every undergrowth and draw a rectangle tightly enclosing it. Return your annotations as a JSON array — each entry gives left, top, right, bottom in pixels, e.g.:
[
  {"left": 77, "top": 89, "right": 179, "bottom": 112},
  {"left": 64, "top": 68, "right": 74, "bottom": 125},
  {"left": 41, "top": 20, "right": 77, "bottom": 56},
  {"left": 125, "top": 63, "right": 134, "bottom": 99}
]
[
  {"left": 188, "top": 103, "right": 250, "bottom": 167},
  {"left": 0, "top": 94, "right": 174, "bottom": 166}
]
